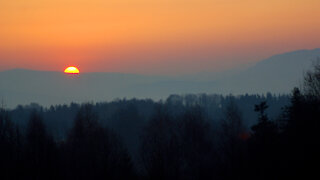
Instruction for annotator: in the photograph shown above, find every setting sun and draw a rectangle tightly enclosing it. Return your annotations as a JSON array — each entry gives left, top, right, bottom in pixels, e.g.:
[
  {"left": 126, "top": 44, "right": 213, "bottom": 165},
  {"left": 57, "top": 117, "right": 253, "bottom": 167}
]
[{"left": 64, "top": 66, "right": 80, "bottom": 74}]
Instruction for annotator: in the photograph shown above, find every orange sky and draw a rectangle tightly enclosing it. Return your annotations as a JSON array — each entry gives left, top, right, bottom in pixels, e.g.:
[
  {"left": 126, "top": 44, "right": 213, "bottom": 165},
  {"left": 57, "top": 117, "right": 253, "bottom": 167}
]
[{"left": 0, "top": 0, "right": 320, "bottom": 74}]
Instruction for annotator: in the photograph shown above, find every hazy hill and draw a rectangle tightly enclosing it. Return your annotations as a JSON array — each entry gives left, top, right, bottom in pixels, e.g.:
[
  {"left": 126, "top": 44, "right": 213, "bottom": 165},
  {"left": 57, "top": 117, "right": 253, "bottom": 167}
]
[
  {"left": 0, "top": 48, "right": 319, "bottom": 108},
  {"left": 212, "top": 48, "right": 319, "bottom": 94},
  {"left": 0, "top": 69, "right": 212, "bottom": 108}
]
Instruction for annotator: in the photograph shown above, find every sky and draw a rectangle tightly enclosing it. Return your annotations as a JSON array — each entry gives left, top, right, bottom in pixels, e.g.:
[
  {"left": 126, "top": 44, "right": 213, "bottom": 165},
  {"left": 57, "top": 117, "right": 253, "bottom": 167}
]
[{"left": 0, "top": 0, "right": 320, "bottom": 75}]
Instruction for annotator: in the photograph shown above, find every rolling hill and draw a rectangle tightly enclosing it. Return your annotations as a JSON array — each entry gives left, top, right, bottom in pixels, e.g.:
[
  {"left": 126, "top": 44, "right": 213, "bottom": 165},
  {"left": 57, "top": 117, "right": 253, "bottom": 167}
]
[{"left": 0, "top": 48, "right": 319, "bottom": 108}]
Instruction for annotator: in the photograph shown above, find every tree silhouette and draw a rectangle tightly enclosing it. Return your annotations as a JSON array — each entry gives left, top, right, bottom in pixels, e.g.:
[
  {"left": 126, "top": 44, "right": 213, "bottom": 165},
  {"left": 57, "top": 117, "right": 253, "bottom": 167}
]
[
  {"left": 178, "top": 107, "right": 216, "bottom": 180},
  {"left": 218, "top": 101, "right": 248, "bottom": 179},
  {"left": 24, "top": 111, "right": 58, "bottom": 180},
  {"left": 254, "top": 101, "right": 268, "bottom": 123},
  {"left": 0, "top": 108, "right": 22, "bottom": 180},
  {"left": 64, "top": 104, "right": 134, "bottom": 180},
  {"left": 140, "top": 105, "right": 216, "bottom": 180},
  {"left": 303, "top": 59, "right": 320, "bottom": 99},
  {"left": 139, "top": 105, "right": 181, "bottom": 180},
  {"left": 279, "top": 80, "right": 320, "bottom": 178},
  {"left": 249, "top": 102, "right": 279, "bottom": 179}
]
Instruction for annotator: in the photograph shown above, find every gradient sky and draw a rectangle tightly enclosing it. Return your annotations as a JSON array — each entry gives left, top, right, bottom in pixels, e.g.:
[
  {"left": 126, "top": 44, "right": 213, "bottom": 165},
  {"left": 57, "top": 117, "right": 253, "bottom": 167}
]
[{"left": 0, "top": 0, "right": 320, "bottom": 75}]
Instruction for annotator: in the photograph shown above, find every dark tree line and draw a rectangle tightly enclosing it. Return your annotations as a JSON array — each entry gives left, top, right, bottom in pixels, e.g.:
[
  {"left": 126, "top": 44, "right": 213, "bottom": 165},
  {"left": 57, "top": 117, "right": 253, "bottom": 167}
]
[
  {"left": 1, "top": 105, "right": 135, "bottom": 180},
  {"left": 1, "top": 63, "right": 319, "bottom": 179},
  {"left": 140, "top": 106, "right": 216, "bottom": 180}
]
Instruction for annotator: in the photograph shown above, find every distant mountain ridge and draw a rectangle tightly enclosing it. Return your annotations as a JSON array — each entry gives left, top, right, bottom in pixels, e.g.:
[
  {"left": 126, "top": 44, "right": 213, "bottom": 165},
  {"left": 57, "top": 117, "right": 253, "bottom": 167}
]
[
  {"left": 214, "top": 48, "right": 319, "bottom": 94},
  {"left": 1, "top": 48, "right": 319, "bottom": 108}
]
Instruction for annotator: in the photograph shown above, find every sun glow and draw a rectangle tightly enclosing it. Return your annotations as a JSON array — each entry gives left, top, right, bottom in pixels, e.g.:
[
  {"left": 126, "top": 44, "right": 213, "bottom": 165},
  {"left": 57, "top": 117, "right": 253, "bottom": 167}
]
[{"left": 64, "top": 66, "right": 80, "bottom": 74}]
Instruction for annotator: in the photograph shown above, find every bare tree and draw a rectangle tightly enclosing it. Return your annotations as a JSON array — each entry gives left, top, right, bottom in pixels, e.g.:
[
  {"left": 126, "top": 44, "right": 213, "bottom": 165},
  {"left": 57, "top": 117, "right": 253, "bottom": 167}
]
[{"left": 303, "top": 59, "right": 320, "bottom": 99}]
